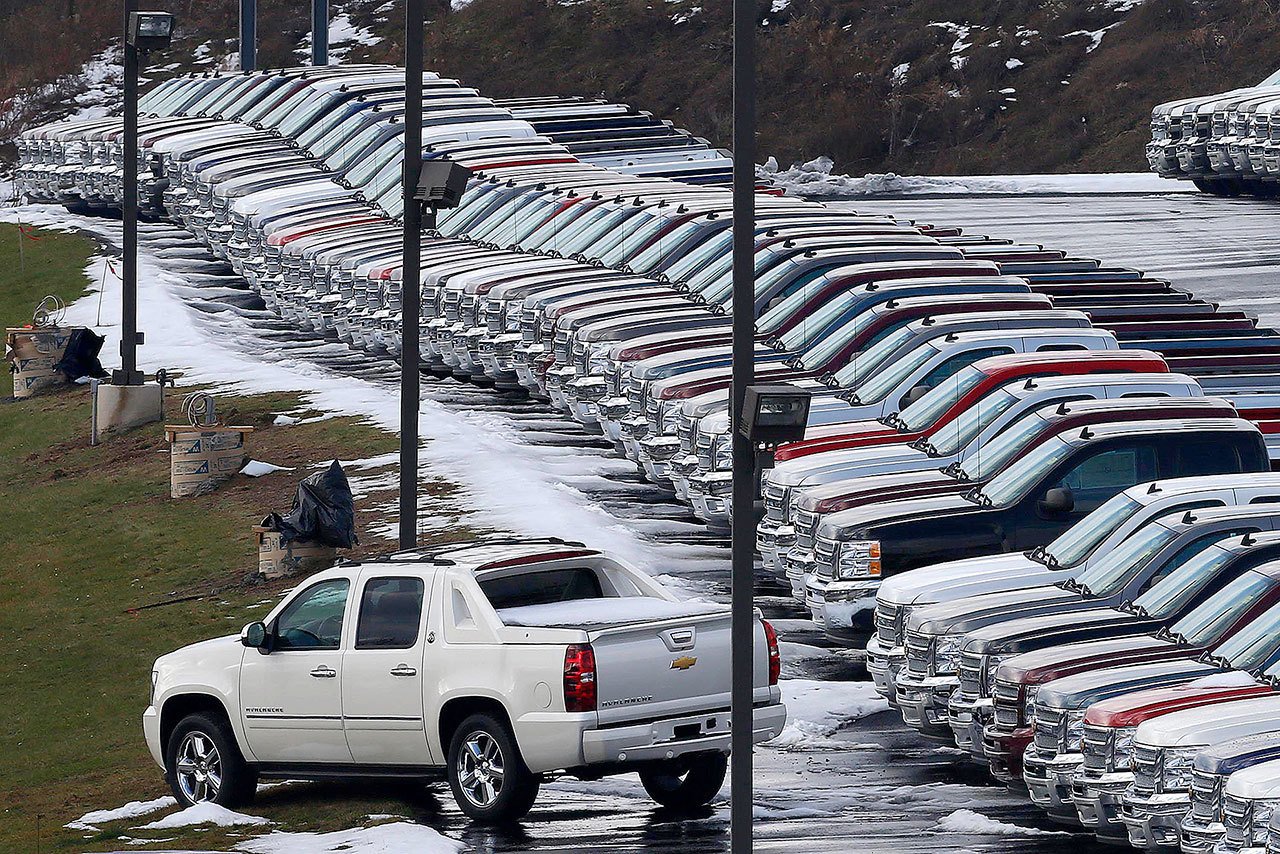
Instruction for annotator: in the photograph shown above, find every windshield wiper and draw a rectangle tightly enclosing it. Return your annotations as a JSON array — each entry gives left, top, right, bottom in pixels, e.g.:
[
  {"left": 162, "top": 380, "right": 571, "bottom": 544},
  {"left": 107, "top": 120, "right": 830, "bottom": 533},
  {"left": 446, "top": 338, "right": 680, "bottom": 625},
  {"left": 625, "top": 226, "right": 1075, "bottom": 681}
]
[
  {"left": 1055, "top": 577, "right": 1081, "bottom": 593},
  {"left": 962, "top": 487, "right": 992, "bottom": 507}
]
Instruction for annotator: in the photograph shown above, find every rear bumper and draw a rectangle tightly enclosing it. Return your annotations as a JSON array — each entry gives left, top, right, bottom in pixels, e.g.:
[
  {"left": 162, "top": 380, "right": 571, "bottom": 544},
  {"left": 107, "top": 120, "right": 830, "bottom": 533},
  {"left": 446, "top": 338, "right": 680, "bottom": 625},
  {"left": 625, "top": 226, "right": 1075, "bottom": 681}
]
[{"left": 581, "top": 703, "right": 787, "bottom": 766}]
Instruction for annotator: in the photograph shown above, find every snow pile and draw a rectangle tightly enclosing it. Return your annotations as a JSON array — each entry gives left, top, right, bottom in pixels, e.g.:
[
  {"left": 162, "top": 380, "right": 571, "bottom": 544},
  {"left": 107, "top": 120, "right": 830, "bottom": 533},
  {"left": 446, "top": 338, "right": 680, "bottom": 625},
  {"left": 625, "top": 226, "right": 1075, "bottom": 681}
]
[
  {"left": 66, "top": 796, "right": 177, "bottom": 831},
  {"left": 67, "top": 46, "right": 124, "bottom": 122},
  {"left": 497, "top": 596, "right": 724, "bottom": 627},
  {"left": 767, "top": 678, "right": 888, "bottom": 750},
  {"left": 1188, "top": 670, "right": 1260, "bottom": 689},
  {"left": 138, "top": 802, "right": 270, "bottom": 830},
  {"left": 236, "top": 822, "right": 466, "bottom": 854},
  {"left": 760, "top": 156, "right": 1191, "bottom": 197},
  {"left": 273, "top": 414, "right": 301, "bottom": 426},
  {"left": 935, "top": 808, "right": 1070, "bottom": 835}
]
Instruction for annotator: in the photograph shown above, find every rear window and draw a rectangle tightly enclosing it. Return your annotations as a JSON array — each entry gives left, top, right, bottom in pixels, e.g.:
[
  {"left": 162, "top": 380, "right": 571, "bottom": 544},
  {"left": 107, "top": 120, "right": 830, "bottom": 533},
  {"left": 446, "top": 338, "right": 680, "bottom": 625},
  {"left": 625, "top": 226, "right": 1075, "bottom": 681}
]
[{"left": 481, "top": 568, "right": 603, "bottom": 610}]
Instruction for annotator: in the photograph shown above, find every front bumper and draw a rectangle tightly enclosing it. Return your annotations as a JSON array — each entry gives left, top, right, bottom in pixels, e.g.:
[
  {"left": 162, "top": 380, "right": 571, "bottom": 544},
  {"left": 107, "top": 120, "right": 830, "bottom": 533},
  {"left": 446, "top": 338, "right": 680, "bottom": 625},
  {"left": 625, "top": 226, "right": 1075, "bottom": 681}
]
[
  {"left": 143, "top": 705, "right": 164, "bottom": 769},
  {"left": 1120, "top": 789, "right": 1190, "bottom": 849},
  {"left": 1071, "top": 770, "right": 1133, "bottom": 841},
  {"left": 815, "top": 578, "right": 878, "bottom": 646},
  {"left": 946, "top": 694, "right": 992, "bottom": 761},
  {"left": 865, "top": 637, "right": 903, "bottom": 703},
  {"left": 894, "top": 672, "right": 959, "bottom": 740},
  {"left": 1024, "top": 747, "right": 1084, "bottom": 824}
]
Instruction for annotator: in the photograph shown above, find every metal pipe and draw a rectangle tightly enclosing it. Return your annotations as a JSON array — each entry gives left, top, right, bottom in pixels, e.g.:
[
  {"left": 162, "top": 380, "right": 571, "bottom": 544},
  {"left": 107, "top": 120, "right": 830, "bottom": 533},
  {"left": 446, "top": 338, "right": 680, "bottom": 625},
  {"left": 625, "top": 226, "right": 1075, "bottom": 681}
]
[
  {"left": 311, "top": 0, "right": 328, "bottom": 66},
  {"left": 116, "top": 0, "right": 142, "bottom": 386},
  {"left": 729, "top": 0, "right": 756, "bottom": 845},
  {"left": 239, "top": 0, "right": 256, "bottom": 72},
  {"left": 399, "top": 0, "right": 424, "bottom": 551}
]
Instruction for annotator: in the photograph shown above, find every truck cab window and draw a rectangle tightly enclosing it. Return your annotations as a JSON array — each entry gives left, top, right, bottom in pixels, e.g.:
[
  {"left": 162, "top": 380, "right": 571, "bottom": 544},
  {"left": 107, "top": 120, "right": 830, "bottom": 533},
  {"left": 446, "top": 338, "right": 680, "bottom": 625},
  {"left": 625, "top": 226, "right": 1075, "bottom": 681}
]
[
  {"left": 356, "top": 578, "right": 425, "bottom": 650},
  {"left": 1175, "top": 439, "right": 1242, "bottom": 477},
  {"left": 1054, "top": 445, "right": 1158, "bottom": 514},
  {"left": 274, "top": 579, "right": 350, "bottom": 650},
  {"left": 481, "top": 568, "right": 604, "bottom": 610}
]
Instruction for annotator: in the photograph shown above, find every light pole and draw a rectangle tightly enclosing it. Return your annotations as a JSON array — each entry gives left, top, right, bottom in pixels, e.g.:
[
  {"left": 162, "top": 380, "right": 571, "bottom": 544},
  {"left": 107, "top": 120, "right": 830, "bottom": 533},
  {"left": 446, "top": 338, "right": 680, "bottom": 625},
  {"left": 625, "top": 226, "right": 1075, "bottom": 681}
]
[
  {"left": 399, "top": 0, "right": 424, "bottom": 551},
  {"left": 239, "top": 0, "right": 255, "bottom": 72},
  {"left": 728, "top": 0, "right": 756, "bottom": 846},
  {"left": 311, "top": 0, "right": 328, "bottom": 65}
]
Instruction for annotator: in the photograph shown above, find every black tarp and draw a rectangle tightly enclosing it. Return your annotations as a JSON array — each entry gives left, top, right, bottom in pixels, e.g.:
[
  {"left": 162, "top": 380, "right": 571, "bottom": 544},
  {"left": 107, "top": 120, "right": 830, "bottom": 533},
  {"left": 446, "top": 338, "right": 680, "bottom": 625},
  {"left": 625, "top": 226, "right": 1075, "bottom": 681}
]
[{"left": 53, "top": 328, "right": 108, "bottom": 382}]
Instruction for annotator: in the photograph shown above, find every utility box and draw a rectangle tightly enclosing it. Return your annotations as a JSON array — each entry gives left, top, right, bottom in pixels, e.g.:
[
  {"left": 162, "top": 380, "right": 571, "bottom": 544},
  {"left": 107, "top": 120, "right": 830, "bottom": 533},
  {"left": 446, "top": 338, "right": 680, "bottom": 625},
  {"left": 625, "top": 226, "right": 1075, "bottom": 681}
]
[
  {"left": 92, "top": 381, "right": 164, "bottom": 444},
  {"left": 5, "top": 326, "right": 78, "bottom": 398},
  {"left": 165, "top": 425, "right": 253, "bottom": 498},
  {"left": 254, "top": 523, "right": 337, "bottom": 580}
]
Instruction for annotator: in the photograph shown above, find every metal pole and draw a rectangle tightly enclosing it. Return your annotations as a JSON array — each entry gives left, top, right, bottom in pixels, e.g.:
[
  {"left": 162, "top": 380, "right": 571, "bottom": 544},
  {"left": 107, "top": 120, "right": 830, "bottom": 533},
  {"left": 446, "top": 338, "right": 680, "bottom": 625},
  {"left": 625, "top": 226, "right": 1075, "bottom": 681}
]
[
  {"left": 116, "top": 0, "right": 143, "bottom": 386},
  {"left": 311, "top": 0, "right": 328, "bottom": 66},
  {"left": 399, "top": 0, "right": 424, "bottom": 551},
  {"left": 729, "top": 0, "right": 756, "bottom": 846},
  {"left": 239, "top": 0, "right": 256, "bottom": 72}
]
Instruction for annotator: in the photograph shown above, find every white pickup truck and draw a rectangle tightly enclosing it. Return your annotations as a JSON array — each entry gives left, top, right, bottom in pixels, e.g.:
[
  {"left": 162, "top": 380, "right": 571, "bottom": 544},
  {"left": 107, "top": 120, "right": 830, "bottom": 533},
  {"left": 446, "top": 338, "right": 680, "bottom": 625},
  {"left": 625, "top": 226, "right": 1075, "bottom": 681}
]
[{"left": 143, "top": 540, "right": 785, "bottom": 821}]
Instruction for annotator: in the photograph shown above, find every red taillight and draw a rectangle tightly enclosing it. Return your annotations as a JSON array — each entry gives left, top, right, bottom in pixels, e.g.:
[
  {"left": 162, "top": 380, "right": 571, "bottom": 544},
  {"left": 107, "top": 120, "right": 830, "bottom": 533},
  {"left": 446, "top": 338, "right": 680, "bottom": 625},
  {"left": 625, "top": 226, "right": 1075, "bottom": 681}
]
[
  {"left": 762, "top": 620, "right": 780, "bottom": 686},
  {"left": 564, "top": 643, "right": 597, "bottom": 712}
]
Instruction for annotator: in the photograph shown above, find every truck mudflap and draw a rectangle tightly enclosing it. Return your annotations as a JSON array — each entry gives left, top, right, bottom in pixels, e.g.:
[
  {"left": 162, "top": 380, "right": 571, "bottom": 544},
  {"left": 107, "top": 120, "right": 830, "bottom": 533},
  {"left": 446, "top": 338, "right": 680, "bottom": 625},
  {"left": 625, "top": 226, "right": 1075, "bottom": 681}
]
[{"left": 581, "top": 703, "right": 787, "bottom": 765}]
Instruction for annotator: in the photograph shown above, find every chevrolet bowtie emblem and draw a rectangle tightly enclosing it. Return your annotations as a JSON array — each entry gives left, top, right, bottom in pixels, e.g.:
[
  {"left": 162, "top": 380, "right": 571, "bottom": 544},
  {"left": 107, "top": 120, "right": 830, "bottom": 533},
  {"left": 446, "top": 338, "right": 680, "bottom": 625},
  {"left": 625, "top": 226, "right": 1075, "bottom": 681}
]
[{"left": 670, "top": 656, "right": 698, "bottom": 671}]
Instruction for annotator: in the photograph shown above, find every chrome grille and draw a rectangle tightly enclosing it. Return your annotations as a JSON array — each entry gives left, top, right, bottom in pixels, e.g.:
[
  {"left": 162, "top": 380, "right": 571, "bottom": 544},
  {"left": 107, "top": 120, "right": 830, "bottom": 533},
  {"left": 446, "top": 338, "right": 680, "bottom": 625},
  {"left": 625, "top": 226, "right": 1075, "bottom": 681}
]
[
  {"left": 814, "top": 538, "right": 837, "bottom": 580},
  {"left": 1190, "top": 770, "right": 1223, "bottom": 823},
  {"left": 763, "top": 482, "right": 789, "bottom": 523},
  {"left": 956, "top": 652, "right": 984, "bottom": 701},
  {"left": 794, "top": 508, "right": 820, "bottom": 550},
  {"left": 993, "top": 680, "right": 1021, "bottom": 729},
  {"left": 905, "top": 632, "right": 932, "bottom": 677},
  {"left": 1034, "top": 707, "right": 1064, "bottom": 754},
  {"left": 695, "top": 432, "right": 714, "bottom": 471},
  {"left": 875, "top": 601, "right": 903, "bottom": 648},
  {"left": 1222, "top": 794, "right": 1252, "bottom": 849},
  {"left": 1082, "top": 724, "right": 1114, "bottom": 773},
  {"left": 676, "top": 412, "right": 699, "bottom": 453},
  {"left": 1131, "top": 743, "right": 1161, "bottom": 796}
]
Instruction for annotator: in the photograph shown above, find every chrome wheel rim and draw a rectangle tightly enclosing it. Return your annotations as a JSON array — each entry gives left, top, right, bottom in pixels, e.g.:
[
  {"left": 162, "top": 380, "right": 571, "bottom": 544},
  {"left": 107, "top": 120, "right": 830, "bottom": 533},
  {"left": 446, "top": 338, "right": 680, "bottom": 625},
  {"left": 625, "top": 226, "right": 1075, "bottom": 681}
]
[
  {"left": 457, "top": 730, "right": 505, "bottom": 808},
  {"left": 175, "top": 731, "right": 223, "bottom": 804}
]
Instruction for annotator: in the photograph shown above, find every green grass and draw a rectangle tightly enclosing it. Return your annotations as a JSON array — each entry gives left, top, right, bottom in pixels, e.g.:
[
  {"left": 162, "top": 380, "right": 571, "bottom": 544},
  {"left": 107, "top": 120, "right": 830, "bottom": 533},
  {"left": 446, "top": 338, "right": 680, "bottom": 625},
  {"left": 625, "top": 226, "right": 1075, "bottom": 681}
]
[{"left": 0, "top": 223, "right": 99, "bottom": 325}]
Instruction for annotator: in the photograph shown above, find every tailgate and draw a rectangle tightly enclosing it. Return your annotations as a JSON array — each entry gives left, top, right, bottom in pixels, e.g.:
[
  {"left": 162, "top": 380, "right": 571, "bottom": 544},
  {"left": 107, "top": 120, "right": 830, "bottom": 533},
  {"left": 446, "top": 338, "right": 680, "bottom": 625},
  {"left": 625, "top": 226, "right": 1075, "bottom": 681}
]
[{"left": 588, "top": 611, "right": 760, "bottom": 726}]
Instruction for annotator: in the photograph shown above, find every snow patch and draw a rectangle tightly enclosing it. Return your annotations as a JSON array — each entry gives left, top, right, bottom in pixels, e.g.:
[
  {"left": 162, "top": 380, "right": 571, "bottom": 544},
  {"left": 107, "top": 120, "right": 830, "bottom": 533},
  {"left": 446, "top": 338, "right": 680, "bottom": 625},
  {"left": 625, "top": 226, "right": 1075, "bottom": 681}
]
[
  {"left": 767, "top": 678, "right": 888, "bottom": 750},
  {"left": 273, "top": 413, "right": 301, "bottom": 426},
  {"left": 242, "top": 459, "right": 293, "bottom": 477},
  {"left": 1187, "top": 670, "right": 1260, "bottom": 689},
  {"left": 236, "top": 822, "right": 465, "bottom": 853},
  {"left": 497, "top": 596, "right": 725, "bottom": 628},
  {"left": 1006, "top": 58, "right": 1024, "bottom": 70},
  {"left": 770, "top": 0, "right": 790, "bottom": 11},
  {"left": 137, "top": 802, "right": 270, "bottom": 830},
  {"left": 935, "top": 808, "right": 1071, "bottom": 835},
  {"left": 66, "top": 796, "right": 177, "bottom": 831},
  {"left": 1066, "top": 23, "right": 1122, "bottom": 53}
]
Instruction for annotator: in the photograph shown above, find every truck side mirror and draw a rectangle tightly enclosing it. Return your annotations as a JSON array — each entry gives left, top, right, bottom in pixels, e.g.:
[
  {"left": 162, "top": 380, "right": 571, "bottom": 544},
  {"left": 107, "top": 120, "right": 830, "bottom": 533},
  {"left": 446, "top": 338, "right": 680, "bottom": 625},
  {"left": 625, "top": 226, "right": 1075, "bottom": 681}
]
[
  {"left": 900, "top": 385, "right": 929, "bottom": 409},
  {"left": 1040, "top": 487, "right": 1075, "bottom": 514},
  {"left": 241, "top": 621, "right": 270, "bottom": 653}
]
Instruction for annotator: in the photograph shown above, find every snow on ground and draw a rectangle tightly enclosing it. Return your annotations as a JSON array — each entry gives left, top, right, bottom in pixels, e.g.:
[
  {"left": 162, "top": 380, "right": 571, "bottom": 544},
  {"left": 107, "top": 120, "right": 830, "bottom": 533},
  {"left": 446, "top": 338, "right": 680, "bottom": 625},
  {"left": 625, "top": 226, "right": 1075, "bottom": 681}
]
[
  {"left": 65, "top": 796, "right": 177, "bottom": 831},
  {"left": 935, "top": 808, "right": 1072, "bottom": 836},
  {"left": 241, "top": 459, "right": 294, "bottom": 477},
  {"left": 235, "top": 821, "right": 466, "bottom": 854},
  {"left": 760, "top": 156, "right": 1194, "bottom": 197},
  {"left": 136, "top": 802, "right": 271, "bottom": 830},
  {"left": 767, "top": 678, "right": 889, "bottom": 750}
]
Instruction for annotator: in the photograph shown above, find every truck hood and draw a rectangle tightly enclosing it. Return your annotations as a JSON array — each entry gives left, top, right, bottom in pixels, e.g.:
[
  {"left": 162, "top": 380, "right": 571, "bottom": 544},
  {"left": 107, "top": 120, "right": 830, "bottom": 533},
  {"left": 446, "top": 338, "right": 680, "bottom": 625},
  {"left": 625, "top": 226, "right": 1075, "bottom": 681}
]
[
  {"left": 769, "top": 443, "right": 928, "bottom": 487},
  {"left": 1037, "top": 659, "right": 1218, "bottom": 712},
  {"left": 1225, "top": 761, "right": 1280, "bottom": 801},
  {"left": 818, "top": 493, "right": 979, "bottom": 541},
  {"left": 1089, "top": 678, "right": 1272, "bottom": 732},
  {"left": 155, "top": 634, "right": 243, "bottom": 671},
  {"left": 998, "top": 634, "right": 1185, "bottom": 686},
  {"left": 795, "top": 471, "right": 962, "bottom": 515},
  {"left": 908, "top": 585, "right": 1079, "bottom": 637},
  {"left": 1195, "top": 729, "right": 1280, "bottom": 776},
  {"left": 876, "top": 553, "right": 1049, "bottom": 608},
  {"left": 964, "top": 606, "right": 1152, "bottom": 657}
]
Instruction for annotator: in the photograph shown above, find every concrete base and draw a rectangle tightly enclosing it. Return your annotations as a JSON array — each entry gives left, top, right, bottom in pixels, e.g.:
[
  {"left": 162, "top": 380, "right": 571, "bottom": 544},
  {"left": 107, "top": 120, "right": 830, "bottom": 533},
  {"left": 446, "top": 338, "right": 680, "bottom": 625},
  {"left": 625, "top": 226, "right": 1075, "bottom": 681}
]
[{"left": 91, "top": 381, "right": 164, "bottom": 445}]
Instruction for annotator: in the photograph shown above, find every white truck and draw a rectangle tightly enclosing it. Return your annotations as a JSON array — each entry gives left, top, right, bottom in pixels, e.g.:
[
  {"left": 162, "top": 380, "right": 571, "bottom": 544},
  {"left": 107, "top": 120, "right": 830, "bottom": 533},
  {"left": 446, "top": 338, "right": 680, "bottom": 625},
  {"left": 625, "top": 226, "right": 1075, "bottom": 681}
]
[{"left": 143, "top": 541, "right": 785, "bottom": 821}]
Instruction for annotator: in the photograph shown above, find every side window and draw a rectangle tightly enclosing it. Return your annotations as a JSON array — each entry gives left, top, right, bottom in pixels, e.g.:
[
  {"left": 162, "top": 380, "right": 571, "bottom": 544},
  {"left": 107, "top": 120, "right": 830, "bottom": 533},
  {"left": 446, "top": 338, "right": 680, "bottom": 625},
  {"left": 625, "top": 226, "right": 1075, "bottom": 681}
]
[
  {"left": 275, "top": 579, "right": 350, "bottom": 650},
  {"left": 917, "top": 347, "right": 1012, "bottom": 392},
  {"left": 356, "top": 577, "right": 426, "bottom": 650},
  {"left": 1139, "top": 529, "right": 1256, "bottom": 593},
  {"left": 1175, "top": 439, "right": 1242, "bottom": 477},
  {"left": 1054, "top": 444, "right": 1159, "bottom": 514}
]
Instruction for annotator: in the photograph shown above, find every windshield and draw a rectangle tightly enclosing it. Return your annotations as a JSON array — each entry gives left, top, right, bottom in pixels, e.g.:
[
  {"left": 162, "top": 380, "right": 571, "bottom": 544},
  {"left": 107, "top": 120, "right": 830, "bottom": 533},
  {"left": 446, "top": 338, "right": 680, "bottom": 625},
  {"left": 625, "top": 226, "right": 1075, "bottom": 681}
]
[
  {"left": 773, "top": 286, "right": 862, "bottom": 349},
  {"left": 630, "top": 217, "right": 715, "bottom": 273},
  {"left": 1213, "top": 599, "right": 1280, "bottom": 670},
  {"left": 852, "top": 342, "right": 940, "bottom": 406},
  {"left": 1174, "top": 572, "right": 1274, "bottom": 647},
  {"left": 662, "top": 228, "right": 730, "bottom": 282},
  {"left": 1043, "top": 495, "right": 1143, "bottom": 568},
  {"left": 1134, "top": 540, "right": 1240, "bottom": 618},
  {"left": 527, "top": 203, "right": 614, "bottom": 254},
  {"left": 599, "top": 210, "right": 666, "bottom": 266},
  {"left": 346, "top": 137, "right": 400, "bottom": 187},
  {"left": 898, "top": 365, "right": 988, "bottom": 431},
  {"left": 1071, "top": 521, "right": 1181, "bottom": 597},
  {"left": 978, "top": 434, "right": 1075, "bottom": 506},
  {"left": 926, "top": 388, "right": 1020, "bottom": 456},
  {"left": 1261, "top": 68, "right": 1280, "bottom": 86},
  {"left": 831, "top": 325, "right": 915, "bottom": 387}
]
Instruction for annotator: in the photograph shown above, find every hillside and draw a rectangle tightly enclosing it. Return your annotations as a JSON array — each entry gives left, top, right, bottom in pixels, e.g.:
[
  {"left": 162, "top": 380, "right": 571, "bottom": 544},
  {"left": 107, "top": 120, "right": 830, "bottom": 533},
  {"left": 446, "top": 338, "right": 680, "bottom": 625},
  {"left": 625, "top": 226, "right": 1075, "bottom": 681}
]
[{"left": 3, "top": 0, "right": 1280, "bottom": 175}]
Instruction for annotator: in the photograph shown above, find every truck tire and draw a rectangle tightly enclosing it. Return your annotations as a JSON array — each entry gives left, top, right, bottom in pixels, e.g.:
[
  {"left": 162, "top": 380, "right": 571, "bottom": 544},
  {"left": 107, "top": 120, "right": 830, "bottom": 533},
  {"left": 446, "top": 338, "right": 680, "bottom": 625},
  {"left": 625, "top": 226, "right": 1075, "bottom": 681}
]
[
  {"left": 639, "top": 752, "right": 728, "bottom": 810},
  {"left": 164, "top": 712, "right": 258, "bottom": 808},
  {"left": 446, "top": 713, "right": 539, "bottom": 822}
]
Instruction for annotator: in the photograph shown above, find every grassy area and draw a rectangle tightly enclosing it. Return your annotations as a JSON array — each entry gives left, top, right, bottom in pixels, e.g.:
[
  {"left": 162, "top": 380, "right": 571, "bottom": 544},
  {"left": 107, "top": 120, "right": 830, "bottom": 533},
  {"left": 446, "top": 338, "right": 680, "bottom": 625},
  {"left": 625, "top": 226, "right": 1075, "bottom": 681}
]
[
  {"left": 0, "top": 222, "right": 474, "bottom": 850},
  {"left": 0, "top": 223, "right": 99, "bottom": 324}
]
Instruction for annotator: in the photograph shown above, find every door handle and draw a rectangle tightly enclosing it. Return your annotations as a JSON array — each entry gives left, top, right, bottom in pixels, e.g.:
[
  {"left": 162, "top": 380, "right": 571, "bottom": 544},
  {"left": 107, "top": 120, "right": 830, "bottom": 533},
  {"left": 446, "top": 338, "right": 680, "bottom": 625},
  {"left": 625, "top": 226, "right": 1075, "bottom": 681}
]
[
  {"left": 310, "top": 665, "right": 337, "bottom": 679},
  {"left": 390, "top": 665, "right": 417, "bottom": 677}
]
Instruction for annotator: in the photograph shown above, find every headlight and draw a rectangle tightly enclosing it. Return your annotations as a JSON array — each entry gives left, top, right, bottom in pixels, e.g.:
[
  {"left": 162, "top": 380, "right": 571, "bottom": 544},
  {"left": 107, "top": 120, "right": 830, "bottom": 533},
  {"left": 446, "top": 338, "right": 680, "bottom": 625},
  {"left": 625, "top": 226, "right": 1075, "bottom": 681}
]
[
  {"left": 1066, "top": 709, "right": 1086, "bottom": 751},
  {"left": 1161, "top": 747, "right": 1201, "bottom": 791},
  {"left": 1251, "top": 798, "right": 1280, "bottom": 845},
  {"left": 933, "top": 635, "right": 963, "bottom": 674},
  {"left": 713, "top": 434, "right": 732, "bottom": 470},
  {"left": 835, "top": 540, "right": 881, "bottom": 580},
  {"left": 150, "top": 670, "right": 159, "bottom": 706},
  {"left": 1023, "top": 686, "right": 1039, "bottom": 724},
  {"left": 1113, "top": 726, "right": 1137, "bottom": 770}
]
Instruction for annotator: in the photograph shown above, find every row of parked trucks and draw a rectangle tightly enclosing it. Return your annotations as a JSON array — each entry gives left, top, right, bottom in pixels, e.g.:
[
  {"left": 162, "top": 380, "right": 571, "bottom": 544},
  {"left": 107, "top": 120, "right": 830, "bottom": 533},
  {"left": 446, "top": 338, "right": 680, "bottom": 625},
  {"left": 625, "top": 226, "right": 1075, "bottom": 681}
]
[
  {"left": 1148, "top": 67, "right": 1280, "bottom": 196},
  {"left": 17, "top": 66, "right": 1280, "bottom": 841}
]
